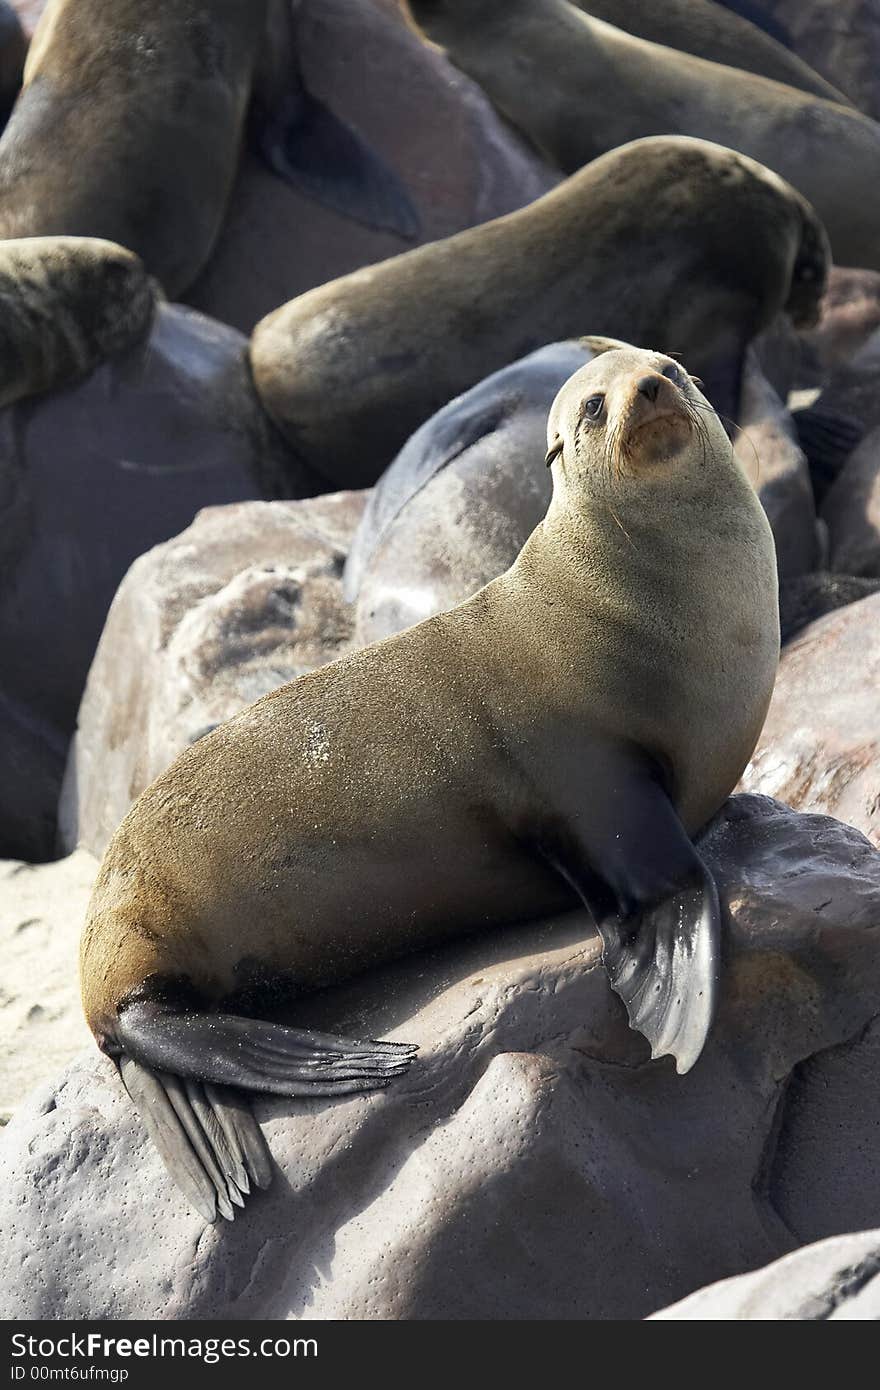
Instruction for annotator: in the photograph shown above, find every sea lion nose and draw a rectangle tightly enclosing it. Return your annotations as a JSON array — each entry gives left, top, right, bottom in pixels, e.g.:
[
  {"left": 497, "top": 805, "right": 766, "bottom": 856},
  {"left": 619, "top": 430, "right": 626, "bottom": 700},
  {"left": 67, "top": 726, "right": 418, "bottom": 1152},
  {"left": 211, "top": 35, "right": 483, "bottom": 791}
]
[{"left": 636, "top": 375, "right": 661, "bottom": 402}]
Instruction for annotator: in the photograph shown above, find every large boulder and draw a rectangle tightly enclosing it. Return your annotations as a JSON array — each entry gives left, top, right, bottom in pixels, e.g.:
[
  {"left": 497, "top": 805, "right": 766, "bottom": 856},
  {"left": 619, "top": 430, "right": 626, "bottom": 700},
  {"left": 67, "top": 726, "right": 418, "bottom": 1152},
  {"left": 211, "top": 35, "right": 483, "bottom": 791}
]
[
  {"left": 0, "top": 850, "right": 97, "bottom": 1124},
  {"left": 0, "top": 302, "right": 314, "bottom": 862},
  {"left": 59, "top": 492, "right": 366, "bottom": 859},
  {"left": 185, "top": 0, "right": 557, "bottom": 333},
  {"left": 740, "top": 593, "right": 880, "bottom": 847},
  {"left": 3, "top": 796, "right": 880, "bottom": 1319},
  {"left": 652, "top": 1228, "right": 880, "bottom": 1318}
]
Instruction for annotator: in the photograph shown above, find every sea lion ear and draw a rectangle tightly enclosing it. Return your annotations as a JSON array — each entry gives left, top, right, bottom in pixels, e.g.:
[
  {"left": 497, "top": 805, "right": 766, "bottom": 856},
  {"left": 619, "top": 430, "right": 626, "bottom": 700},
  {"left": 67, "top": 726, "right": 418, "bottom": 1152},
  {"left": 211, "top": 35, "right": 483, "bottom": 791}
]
[
  {"left": 545, "top": 435, "right": 564, "bottom": 467},
  {"left": 579, "top": 335, "right": 635, "bottom": 357}
]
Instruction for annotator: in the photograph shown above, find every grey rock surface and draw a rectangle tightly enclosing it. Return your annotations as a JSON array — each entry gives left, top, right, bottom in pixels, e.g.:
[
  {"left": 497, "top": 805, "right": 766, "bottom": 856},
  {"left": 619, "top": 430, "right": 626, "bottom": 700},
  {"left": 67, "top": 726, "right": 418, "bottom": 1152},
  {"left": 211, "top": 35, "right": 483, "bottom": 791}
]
[
  {"left": 1, "top": 302, "right": 313, "bottom": 861},
  {"left": 651, "top": 1228, "right": 880, "bottom": 1318},
  {"left": 3, "top": 796, "right": 880, "bottom": 1319},
  {"left": 740, "top": 592, "right": 880, "bottom": 847},
  {"left": 60, "top": 492, "right": 366, "bottom": 859},
  {"left": 0, "top": 850, "right": 97, "bottom": 1124}
]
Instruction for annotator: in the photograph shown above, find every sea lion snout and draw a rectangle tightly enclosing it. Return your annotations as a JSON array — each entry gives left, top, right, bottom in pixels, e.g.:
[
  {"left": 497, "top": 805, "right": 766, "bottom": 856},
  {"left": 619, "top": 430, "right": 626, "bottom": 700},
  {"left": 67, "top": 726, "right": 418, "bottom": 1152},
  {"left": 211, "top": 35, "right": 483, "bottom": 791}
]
[{"left": 620, "top": 370, "right": 692, "bottom": 460}]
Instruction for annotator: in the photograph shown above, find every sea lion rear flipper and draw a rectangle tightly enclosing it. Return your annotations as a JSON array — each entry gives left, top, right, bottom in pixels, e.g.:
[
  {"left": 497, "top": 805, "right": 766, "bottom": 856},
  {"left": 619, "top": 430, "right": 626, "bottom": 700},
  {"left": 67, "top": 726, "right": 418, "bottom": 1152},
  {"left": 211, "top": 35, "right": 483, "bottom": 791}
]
[
  {"left": 542, "top": 746, "right": 721, "bottom": 1074},
  {"left": 115, "top": 1005, "right": 416, "bottom": 1216},
  {"left": 119, "top": 1057, "right": 274, "bottom": 1220},
  {"left": 253, "top": 84, "right": 421, "bottom": 240}
]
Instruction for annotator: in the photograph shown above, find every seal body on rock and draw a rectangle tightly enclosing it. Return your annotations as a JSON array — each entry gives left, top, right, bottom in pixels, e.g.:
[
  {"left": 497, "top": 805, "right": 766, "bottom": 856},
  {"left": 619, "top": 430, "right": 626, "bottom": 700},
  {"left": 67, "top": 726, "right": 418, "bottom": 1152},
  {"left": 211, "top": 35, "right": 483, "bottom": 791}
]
[
  {"left": 402, "top": 0, "right": 880, "bottom": 271},
  {"left": 250, "top": 134, "right": 828, "bottom": 488},
  {"left": 80, "top": 343, "right": 779, "bottom": 1222},
  {"left": 0, "top": 0, "right": 270, "bottom": 296},
  {"left": 343, "top": 340, "right": 590, "bottom": 630}
]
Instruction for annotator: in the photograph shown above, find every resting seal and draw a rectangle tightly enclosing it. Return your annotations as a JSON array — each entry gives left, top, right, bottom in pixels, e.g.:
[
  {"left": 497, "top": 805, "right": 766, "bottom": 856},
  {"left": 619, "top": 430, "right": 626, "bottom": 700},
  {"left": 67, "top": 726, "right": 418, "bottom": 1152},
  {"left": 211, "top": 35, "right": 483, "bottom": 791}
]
[
  {"left": 250, "top": 134, "right": 828, "bottom": 488},
  {"left": 402, "top": 0, "right": 880, "bottom": 270},
  {"left": 558, "top": 1, "right": 848, "bottom": 103},
  {"left": 0, "top": 1, "right": 419, "bottom": 298},
  {"left": 81, "top": 342, "right": 779, "bottom": 1220}
]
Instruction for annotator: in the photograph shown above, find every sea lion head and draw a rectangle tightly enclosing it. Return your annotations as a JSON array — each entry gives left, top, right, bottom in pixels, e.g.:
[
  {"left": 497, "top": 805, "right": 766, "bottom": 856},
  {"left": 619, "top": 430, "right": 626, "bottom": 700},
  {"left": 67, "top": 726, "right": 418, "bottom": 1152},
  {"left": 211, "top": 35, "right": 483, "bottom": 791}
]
[{"left": 544, "top": 339, "right": 728, "bottom": 502}]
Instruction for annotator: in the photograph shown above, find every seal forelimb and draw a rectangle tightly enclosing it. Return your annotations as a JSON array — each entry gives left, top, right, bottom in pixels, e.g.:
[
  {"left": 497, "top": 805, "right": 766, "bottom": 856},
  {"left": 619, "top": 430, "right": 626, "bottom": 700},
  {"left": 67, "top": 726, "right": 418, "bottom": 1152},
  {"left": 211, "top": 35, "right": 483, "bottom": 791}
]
[{"left": 538, "top": 746, "right": 721, "bottom": 1073}]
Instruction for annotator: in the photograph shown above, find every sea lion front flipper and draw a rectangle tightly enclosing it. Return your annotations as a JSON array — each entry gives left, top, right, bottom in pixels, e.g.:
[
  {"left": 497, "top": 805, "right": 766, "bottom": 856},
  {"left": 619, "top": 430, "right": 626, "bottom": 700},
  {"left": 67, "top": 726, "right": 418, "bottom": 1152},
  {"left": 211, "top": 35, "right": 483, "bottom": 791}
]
[
  {"left": 541, "top": 745, "right": 721, "bottom": 1073},
  {"left": 253, "top": 84, "right": 420, "bottom": 240},
  {"left": 597, "top": 865, "right": 720, "bottom": 1075}
]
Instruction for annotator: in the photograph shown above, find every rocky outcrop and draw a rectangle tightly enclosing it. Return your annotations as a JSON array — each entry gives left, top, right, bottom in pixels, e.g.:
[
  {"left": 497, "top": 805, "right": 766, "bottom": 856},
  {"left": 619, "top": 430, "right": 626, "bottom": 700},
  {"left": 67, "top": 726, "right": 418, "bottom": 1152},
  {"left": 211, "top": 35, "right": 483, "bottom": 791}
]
[
  {"left": 0, "top": 850, "right": 97, "bottom": 1124},
  {"left": 0, "top": 302, "right": 313, "bottom": 862},
  {"left": 59, "top": 493, "right": 366, "bottom": 859},
  {"left": 740, "top": 593, "right": 880, "bottom": 847},
  {"left": 652, "top": 1228, "right": 880, "bottom": 1318},
  {"left": 3, "top": 796, "right": 880, "bottom": 1319}
]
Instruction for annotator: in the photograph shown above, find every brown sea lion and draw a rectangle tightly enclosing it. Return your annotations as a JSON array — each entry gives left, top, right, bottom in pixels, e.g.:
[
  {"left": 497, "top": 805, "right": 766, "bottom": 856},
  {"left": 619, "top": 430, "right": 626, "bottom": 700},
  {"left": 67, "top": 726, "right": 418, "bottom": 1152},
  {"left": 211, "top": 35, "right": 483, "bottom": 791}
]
[
  {"left": 80, "top": 342, "right": 779, "bottom": 1221},
  {"left": 564, "top": 0, "right": 850, "bottom": 104},
  {"left": 402, "top": 0, "right": 880, "bottom": 271},
  {"left": 0, "top": 1, "right": 422, "bottom": 298},
  {"left": 250, "top": 134, "right": 828, "bottom": 489}
]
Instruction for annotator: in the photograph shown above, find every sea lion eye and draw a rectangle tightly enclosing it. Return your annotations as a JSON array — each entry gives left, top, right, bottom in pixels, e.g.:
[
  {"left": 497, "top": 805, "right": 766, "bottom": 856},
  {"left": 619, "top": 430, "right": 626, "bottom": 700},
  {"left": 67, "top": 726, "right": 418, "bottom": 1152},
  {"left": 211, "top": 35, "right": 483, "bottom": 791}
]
[
  {"left": 583, "top": 394, "right": 605, "bottom": 420},
  {"left": 662, "top": 362, "right": 688, "bottom": 389}
]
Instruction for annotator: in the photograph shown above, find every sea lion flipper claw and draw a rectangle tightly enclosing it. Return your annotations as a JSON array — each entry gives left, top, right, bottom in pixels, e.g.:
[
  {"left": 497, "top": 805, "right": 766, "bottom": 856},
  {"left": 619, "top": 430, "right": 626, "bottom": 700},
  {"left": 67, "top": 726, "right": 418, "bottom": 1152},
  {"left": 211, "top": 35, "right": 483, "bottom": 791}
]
[{"left": 255, "top": 85, "right": 420, "bottom": 239}]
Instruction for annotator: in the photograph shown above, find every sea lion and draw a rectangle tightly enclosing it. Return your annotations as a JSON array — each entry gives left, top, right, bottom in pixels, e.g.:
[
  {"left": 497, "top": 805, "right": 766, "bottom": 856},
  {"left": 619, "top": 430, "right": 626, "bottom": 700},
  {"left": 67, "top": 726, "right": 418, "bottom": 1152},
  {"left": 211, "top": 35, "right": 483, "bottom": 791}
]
[
  {"left": 0, "top": 1, "right": 420, "bottom": 299},
  {"left": 348, "top": 345, "right": 814, "bottom": 646},
  {"left": 0, "top": 235, "right": 155, "bottom": 410},
  {"left": 0, "top": 0, "right": 270, "bottom": 296},
  {"left": 565, "top": 0, "right": 850, "bottom": 104},
  {"left": 80, "top": 341, "right": 779, "bottom": 1221},
  {"left": 715, "top": 0, "right": 880, "bottom": 122},
  {"left": 250, "top": 134, "right": 828, "bottom": 489},
  {"left": 402, "top": 0, "right": 880, "bottom": 271}
]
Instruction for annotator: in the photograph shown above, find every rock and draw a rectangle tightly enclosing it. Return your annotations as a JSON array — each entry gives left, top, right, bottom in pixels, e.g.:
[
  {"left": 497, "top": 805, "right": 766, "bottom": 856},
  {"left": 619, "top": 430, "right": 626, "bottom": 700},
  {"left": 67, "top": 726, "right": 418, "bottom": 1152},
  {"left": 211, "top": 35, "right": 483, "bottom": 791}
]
[
  {"left": 717, "top": 0, "right": 880, "bottom": 123},
  {"left": 821, "top": 427, "right": 880, "bottom": 576},
  {"left": 740, "top": 592, "right": 880, "bottom": 847},
  {"left": 0, "top": 850, "right": 97, "bottom": 1125},
  {"left": 59, "top": 492, "right": 366, "bottom": 860},
  {"left": 735, "top": 350, "right": 819, "bottom": 580},
  {"left": 0, "top": 301, "right": 315, "bottom": 862},
  {"left": 651, "top": 1228, "right": 880, "bottom": 1318},
  {"left": 4, "top": 796, "right": 880, "bottom": 1318},
  {"left": 185, "top": 0, "right": 557, "bottom": 334}
]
